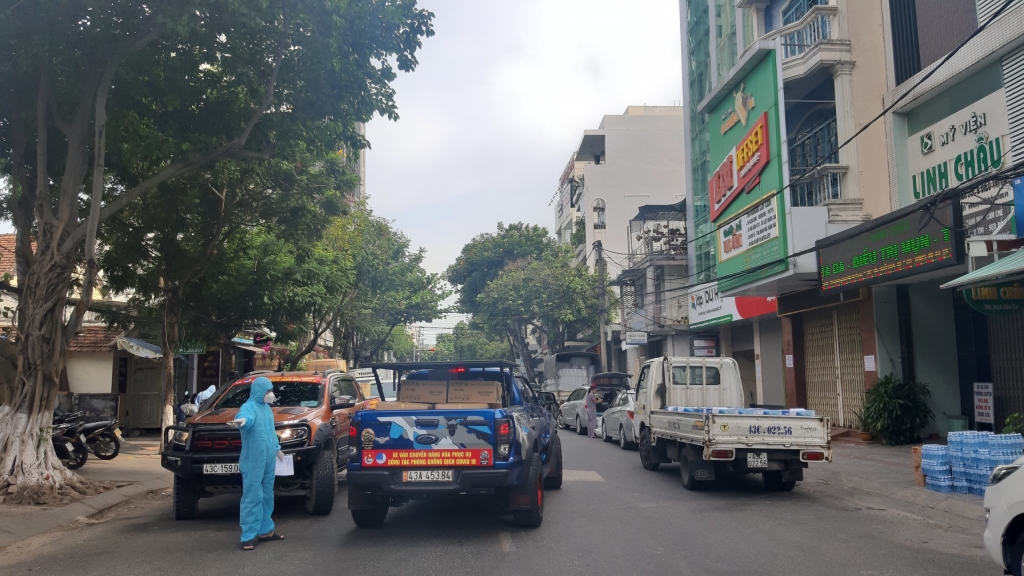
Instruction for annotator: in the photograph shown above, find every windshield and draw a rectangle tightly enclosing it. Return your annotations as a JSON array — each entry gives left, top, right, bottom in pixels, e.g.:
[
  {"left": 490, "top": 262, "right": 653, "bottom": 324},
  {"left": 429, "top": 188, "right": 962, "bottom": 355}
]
[
  {"left": 362, "top": 379, "right": 398, "bottom": 400},
  {"left": 592, "top": 376, "right": 631, "bottom": 389},
  {"left": 214, "top": 381, "right": 324, "bottom": 409}
]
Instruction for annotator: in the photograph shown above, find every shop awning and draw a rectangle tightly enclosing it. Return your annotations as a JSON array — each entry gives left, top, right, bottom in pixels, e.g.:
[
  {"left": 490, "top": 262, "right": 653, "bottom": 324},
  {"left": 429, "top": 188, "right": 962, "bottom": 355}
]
[
  {"left": 233, "top": 343, "right": 267, "bottom": 354},
  {"left": 115, "top": 336, "right": 162, "bottom": 359},
  {"left": 941, "top": 249, "right": 1024, "bottom": 290}
]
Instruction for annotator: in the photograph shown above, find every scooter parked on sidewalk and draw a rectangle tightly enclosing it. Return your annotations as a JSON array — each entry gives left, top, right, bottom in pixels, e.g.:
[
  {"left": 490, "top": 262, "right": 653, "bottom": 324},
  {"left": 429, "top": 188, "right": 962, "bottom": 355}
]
[
  {"left": 54, "top": 410, "right": 122, "bottom": 460},
  {"left": 51, "top": 417, "right": 90, "bottom": 470}
]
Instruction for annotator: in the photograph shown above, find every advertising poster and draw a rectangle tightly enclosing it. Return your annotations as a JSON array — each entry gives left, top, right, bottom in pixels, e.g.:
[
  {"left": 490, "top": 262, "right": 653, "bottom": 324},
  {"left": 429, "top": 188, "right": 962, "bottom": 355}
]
[
  {"left": 688, "top": 281, "right": 778, "bottom": 329},
  {"left": 975, "top": 382, "right": 994, "bottom": 425},
  {"left": 708, "top": 50, "right": 788, "bottom": 291},
  {"left": 361, "top": 449, "right": 493, "bottom": 467}
]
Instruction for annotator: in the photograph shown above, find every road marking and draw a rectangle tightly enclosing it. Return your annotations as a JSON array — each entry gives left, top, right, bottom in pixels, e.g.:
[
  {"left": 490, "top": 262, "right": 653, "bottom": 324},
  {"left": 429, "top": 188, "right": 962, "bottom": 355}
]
[
  {"left": 499, "top": 531, "right": 516, "bottom": 552},
  {"left": 562, "top": 470, "right": 604, "bottom": 482}
]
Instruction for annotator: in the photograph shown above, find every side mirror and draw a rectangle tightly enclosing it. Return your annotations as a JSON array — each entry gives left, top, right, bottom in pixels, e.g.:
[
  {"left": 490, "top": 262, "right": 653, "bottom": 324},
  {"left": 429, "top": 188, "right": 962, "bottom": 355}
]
[
  {"left": 538, "top": 392, "right": 556, "bottom": 405},
  {"left": 331, "top": 395, "right": 356, "bottom": 410}
]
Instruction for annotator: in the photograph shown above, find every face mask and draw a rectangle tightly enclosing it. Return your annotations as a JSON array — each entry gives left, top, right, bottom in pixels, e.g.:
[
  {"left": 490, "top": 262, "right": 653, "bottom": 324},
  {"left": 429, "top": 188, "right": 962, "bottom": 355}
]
[{"left": 264, "top": 391, "right": 276, "bottom": 405}]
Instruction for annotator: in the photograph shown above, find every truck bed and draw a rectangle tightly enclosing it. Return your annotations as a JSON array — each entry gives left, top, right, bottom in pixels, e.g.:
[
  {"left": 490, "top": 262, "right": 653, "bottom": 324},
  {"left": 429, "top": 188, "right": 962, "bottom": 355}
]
[{"left": 650, "top": 409, "right": 831, "bottom": 455}]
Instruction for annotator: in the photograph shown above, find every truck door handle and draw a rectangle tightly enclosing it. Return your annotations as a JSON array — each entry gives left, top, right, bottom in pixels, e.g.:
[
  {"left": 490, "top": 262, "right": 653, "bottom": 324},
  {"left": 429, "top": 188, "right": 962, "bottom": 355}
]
[{"left": 330, "top": 417, "right": 338, "bottom": 427}]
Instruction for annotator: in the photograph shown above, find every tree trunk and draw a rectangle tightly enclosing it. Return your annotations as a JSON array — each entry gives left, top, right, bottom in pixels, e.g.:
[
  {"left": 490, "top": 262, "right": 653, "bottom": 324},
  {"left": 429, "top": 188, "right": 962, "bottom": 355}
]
[
  {"left": 0, "top": 243, "right": 96, "bottom": 503},
  {"left": 159, "top": 296, "right": 181, "bottom": 433},
  {"left": 506, "top": 322, "right": 537, "bottom": 382}
]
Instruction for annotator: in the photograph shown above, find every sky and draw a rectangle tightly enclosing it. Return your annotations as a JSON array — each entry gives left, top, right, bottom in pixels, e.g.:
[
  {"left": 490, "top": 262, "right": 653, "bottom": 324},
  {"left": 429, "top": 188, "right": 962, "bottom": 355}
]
[{"left": 366, "top": 0, "right": 685, "bottom": 280}]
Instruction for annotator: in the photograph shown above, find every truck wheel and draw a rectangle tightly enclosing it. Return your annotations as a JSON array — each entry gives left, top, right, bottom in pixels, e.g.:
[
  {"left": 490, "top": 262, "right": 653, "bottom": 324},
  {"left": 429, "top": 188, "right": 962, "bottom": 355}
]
[
  {"left": 305, "top": 446, "right": 337, "bottom": 515},
  {"left": 513, "top": 454, "right": 544, "bottom": 528},
  {"left": 575, "top": 416, "right": 586, "bottom": 435},
  {"left": 679, "top": 452, "right": 708, "bottom": 491},
  {"left": 762, "top": 472, "right": 796, "bottom": 492},
  {"left": 173, "top": 476, "right": 199, "bottom": 521},
  {"left": 351, "top": 499, "right": 389, "bottom": 528},
  {"left": 543, "top": 434, "right": 563, "bottom": 490},
  {"left": 638, "top": 428, "right": 660, "bottom": 471}
]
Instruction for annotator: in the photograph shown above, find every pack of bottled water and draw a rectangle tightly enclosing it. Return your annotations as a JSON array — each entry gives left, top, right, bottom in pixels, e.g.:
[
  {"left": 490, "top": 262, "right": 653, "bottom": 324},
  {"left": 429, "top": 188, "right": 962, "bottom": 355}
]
[
  {"left": 942, "top": 431, "right": 1023, "bottom": 495},
  {"left": 921, "top": 444, "right": 953, "bottom": 492}
]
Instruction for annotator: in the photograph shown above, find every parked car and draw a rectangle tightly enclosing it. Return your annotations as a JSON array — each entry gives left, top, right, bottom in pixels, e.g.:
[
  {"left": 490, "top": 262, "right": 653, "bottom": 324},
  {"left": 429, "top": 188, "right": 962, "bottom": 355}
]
[
  {"left": 600, "top": 390, "right": 637, "bottom": 450},
  {"left": 162, "top": 369, "right": 372, "bottom": 520},
  {"left": 556, "top": 372, "right": 632, "bottom": 435},
  {"left": 984, "top": 456, "right": 1024, "bottom": 575}
]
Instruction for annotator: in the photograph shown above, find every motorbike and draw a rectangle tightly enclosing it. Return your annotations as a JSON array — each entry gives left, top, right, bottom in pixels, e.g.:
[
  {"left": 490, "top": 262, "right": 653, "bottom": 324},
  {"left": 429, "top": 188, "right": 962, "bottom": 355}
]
[
  {"left": 54, "top": 410, "right": 122, "bottom": 460},
  {"left": 51, "top": 413, "right": 90, "bottom": 470}
]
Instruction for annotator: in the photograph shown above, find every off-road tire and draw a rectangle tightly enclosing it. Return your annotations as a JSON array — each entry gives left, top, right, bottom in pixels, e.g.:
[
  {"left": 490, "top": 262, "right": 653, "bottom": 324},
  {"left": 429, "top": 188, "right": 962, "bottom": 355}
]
[
  {"left": 173, "top": 475, "right": 199, "bottom": 521},
  {"left": 762, "top": 471, "right": 796, "bottom": 492},
  {"left": 543, "top": 434, "right": 563, "bottom": 490},
  {"left": 92, "top": 432, "right": 120, "bottom": 460},
  {"left": 638, "top": 428, "right": 660, "bottom": 471},
  {"left": 575, "top": 416, "right": 586, "bottom": 435},
  {"left": 512, "top": 454, "right": 544, "bottom": 528},
  {"left": 351, "top": 500, "right": 389, "bottom": 528},
  {"left": 619, "top": 426, "right": 631, "bottom": 450},
  {"left": 305, "top": 445, "right": 337, "bottom": 515},
  {"left": 679, "top": 451, "right": 708, "bottom": 491}
]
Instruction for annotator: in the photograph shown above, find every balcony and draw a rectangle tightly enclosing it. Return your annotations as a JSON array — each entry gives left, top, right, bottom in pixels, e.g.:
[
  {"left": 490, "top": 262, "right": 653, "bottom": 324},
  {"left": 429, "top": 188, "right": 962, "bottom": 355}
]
[
  {"left": 772, "top": 4, "right": 850, "bottom": 82},
  {"left": 789, "top": 113, "right": 839, "bottom": 207},
  {"left": 626, "top": 204, "right": 687, "bottom": 268}
]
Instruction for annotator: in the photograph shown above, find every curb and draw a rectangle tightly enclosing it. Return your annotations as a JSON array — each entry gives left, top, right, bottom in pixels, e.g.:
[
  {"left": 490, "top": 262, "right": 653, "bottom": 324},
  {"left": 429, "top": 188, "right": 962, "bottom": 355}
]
[{"left": 0, "top": 476, "right": 171, "bottom": 549}]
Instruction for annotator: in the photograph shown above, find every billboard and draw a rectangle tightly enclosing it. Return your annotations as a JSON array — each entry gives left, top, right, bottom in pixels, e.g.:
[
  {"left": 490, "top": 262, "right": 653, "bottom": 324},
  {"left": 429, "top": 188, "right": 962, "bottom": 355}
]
[
  {"left": 708, "top": 50, "right": 788, "bottom": 291},
  {"left": 688, "top": 281, "right": 778, "bottom": 329}
]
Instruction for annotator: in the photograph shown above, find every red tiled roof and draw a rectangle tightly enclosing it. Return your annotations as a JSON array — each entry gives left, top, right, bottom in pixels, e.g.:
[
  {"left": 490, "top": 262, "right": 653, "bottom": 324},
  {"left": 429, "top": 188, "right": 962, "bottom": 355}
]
[
  {"left": 0, "top": 234, "right": 37, "bottom": 276},
  {"left": 68, "top": 325, "right": 122, "bottom": 353}
]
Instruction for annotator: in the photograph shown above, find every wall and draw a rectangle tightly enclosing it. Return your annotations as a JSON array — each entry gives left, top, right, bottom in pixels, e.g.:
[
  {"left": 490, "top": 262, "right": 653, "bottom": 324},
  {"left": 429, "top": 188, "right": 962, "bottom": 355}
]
[
  {"left": 579, "top": 107, "right": 687, "bottom": 266},
  {"left": 65, "top": 352, "right": 114, "bottom": 394},
  {"left": 759, "top": 316, "right": 786, "bottom": 406},
  {"left": 872, "top": 285, "right": 903, "bottom": 379},
  {"left": 909, "top": 281, "right": 962, "bottom": 434}
]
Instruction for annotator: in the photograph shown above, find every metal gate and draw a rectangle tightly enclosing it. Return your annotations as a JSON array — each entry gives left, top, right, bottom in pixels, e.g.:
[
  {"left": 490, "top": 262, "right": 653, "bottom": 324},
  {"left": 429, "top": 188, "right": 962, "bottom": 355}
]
[
  {"left": 802, "top": 303, "right": 864, "bottom": 428},
  {"left": 990, "top": 311, "right": 1024, "bottom": 429}
]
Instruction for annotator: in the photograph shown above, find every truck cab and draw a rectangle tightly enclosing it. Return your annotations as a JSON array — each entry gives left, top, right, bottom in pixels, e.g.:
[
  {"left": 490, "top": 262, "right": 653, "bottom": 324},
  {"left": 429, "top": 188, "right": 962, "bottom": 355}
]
[{"left": 346, "top": 361, "right": 563, "bottom": 528}]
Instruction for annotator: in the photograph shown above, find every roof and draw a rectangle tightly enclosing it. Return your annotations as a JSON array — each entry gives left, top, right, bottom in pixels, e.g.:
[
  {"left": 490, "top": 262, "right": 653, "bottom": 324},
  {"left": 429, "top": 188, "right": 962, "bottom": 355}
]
[
  {"left": 68, "top": 325, "right": 121, "bottom": 353},
  {"left": 941, "top": 249, "right": 1024, "bottom": 289},
  {"left": 0, "top": 234, "right": 35, "bottom": 277},
  {"left": 630, "top": 200, "right": 686, "bottom": 222},
  {"left": 116, "top": 336, "right": 162, "bottom": 359}
]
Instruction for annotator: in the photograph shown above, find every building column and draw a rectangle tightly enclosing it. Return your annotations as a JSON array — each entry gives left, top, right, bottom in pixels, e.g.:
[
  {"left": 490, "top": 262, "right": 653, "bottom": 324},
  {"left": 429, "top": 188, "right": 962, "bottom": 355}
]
[
  {"left": 832, "top": 61, "right": 860, "bottom": 199},
  {"left": 754, "top": 318, "right": 764, "bottom": 405},
  {"left": 858, "top": 289, "right": 879, "bottom": 390},
  {"left": 782, "top": 314, "right": 806, "bottom": 409}
]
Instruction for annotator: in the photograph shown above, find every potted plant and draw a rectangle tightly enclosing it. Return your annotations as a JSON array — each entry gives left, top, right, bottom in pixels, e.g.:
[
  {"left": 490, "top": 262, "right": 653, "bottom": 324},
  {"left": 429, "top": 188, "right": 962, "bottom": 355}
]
[
  {"left": 862, "top": 374, "right": 935, "bottom": 445},
  {"left": 855, "top": 410, "right": 873, "bottom": 442}
]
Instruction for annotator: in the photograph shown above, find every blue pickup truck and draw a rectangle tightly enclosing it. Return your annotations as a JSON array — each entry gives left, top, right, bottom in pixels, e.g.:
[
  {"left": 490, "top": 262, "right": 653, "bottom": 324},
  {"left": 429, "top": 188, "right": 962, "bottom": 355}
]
[{"left": 346, "top": 361, "right": 563, "bottom": 528}]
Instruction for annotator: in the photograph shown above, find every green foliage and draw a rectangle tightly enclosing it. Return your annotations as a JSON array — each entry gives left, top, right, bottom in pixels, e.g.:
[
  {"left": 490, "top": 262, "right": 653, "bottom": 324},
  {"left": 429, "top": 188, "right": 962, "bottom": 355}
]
[
  {"left": 446, "top": 222, "right": 554, "bottom": 314},
  {"left": 421, "top": 322, "right": 512, "bottom": 362},
  {"left": 1003, "top": 413, "right": 1024, "bottom": 435},
  {"left": 571, "top": 218, "right": 586, "bottom": 247},
  {"left": 862, "top": 374, "right": 934, "bottom": 445}
]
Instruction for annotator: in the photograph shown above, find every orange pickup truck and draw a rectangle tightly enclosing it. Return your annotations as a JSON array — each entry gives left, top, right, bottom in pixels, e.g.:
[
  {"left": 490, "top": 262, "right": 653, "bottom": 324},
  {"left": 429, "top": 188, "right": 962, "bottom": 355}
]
[{"left": 162, "top": 369, "right": 376, "bottom": 520}]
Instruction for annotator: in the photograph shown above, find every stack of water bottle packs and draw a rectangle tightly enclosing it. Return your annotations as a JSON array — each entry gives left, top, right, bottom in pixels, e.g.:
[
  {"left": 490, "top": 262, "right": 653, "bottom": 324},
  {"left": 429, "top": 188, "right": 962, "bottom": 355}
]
[{"left": 921, "top": 432, "right": 1024, "bottom": 495}]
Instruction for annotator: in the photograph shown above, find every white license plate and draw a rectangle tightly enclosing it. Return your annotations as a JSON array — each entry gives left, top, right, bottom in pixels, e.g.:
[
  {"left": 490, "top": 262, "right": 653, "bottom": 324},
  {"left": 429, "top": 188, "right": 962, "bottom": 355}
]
[
  {"left": 747, "top": 452, "right": 768, "bottom": 469},
  {"left": 113, "top": 428, "right": 122, "bottom": 438},
  {"left": 402, "top": 470, "right": 453, "bottom": 482},
  {"left": 203, "top": 463, "right": 240, "bottom": 474}
]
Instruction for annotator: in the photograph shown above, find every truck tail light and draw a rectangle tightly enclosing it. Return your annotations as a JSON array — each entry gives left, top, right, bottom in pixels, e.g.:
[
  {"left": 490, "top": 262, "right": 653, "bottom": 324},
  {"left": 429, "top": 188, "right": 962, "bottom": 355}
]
[
  {"left": 495, "top": 418, "right": 512, "bottom": 461},
  {"left": 710, "top": 449, "right": 734, "bottom": 459},
  {"left": 627, "top": 410, "right": 634, "bottom": 420},
  {"left": 801, "top": 451, "right": 825, "bottom": 461},
  {"left": 349, "top": 423, "right": 359, "bottom": 448}
]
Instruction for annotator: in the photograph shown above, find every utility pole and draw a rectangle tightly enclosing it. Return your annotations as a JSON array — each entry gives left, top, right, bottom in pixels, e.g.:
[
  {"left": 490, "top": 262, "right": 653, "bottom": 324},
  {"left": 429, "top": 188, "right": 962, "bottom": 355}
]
[{"left": 595, "top": 240, "right": 609, "bottom": 373}]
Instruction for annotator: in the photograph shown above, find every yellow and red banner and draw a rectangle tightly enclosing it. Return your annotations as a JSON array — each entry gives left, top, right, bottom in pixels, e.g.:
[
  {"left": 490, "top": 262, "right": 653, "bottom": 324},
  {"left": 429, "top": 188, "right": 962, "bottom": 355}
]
[{"left": 361, "top": 448, "right": 493, "bottom": 467}]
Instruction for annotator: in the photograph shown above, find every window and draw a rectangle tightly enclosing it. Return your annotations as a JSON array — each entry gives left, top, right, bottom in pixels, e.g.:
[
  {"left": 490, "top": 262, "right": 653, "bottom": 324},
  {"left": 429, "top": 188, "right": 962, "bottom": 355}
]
[
  {"left": 672, "top": 366, "right": 688, "bottom": 385},
  {"left": 216, "top": 381, "right": 324, "bottom": 408},
  {"left": 688, "top": 365, "right": 721, "bottom": 386},
  {"left": 635, "top": 365, "right": 649, "bottom": 396},
  {"left": 331, "top": 377, "right": 359, "bottom": 400},
  {"left": 689, "top": 366, "right": 703, "bottom": 386},
  {"left": 569, "top": 389, "right": 585, "bottom": 402},
  {"left": 518, "top": 377, "right": 535, "bottom": 403},
  {"left": 592, "top": 199, "right": 606, "bottom": 230}
]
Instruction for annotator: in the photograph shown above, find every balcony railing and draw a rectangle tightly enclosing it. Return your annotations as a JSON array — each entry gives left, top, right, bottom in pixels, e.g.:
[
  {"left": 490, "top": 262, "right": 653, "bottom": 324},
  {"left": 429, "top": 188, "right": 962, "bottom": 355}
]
[
  {"left": 783, "top": 0, "right": 829, "bottom": 25},
  {"left": 791, "top": 170, "right": 842, "bottom": 207},
  {"left": 789, "top": 115, "right": 838, "bottom": 175},
  {"left": 627, "top": 220, "right": 687, "bottom": 267},
  {"left": 781, "top": 12, "right": 831, "bottom": 60}
]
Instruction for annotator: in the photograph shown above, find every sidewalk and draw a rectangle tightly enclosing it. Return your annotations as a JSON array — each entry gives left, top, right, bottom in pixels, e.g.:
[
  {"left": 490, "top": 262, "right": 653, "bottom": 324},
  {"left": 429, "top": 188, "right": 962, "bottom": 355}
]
[
  {"left": 0, "top": 437, "right": 170, "bottom": 549},
  {"left": 819, "top": 440, "right": 985, "bottom": 523}
]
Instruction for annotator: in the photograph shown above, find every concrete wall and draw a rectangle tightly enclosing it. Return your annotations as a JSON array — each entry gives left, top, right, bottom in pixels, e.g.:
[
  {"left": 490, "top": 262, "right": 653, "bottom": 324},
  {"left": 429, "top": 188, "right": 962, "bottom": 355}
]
[
  {"left": 66, "top": 352, "right": 114, "bottom": 394},
  {"left": 579, "top": 107, "right": 687, "bottom": 266},
  {"left": 909, "top": 281, "right": 963, "bottom": 434},
  {"left": 759, "top": 316, "right": 786, "bottom": 406},
  {"left": 872, "top": 285, "right": 903, "bottom": 379}
]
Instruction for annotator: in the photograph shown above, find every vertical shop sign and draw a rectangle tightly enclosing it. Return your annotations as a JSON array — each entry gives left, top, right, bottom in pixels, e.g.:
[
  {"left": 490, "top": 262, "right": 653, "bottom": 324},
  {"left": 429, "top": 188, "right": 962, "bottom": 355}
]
[{"left": 975, "top": 382, "right": 994, "bottom": 424}]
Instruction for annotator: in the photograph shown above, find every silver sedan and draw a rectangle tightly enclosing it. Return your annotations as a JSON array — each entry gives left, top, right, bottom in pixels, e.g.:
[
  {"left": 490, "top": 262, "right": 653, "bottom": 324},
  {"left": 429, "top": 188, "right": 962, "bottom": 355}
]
[{"left": 600, "top": 390, "right": 637, "bottom": 450}]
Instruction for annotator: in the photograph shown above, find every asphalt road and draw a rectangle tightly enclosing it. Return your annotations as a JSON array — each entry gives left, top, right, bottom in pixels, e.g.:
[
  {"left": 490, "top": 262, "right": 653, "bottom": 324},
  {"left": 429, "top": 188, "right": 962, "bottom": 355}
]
[{"left": 0, "top": 431, "right": 998, "bottom": 576}]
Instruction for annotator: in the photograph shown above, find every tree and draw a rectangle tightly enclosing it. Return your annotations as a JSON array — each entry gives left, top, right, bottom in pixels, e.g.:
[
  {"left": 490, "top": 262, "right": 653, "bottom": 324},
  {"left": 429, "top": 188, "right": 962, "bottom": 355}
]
[
  {"left": 330, "top": 205, "right": 448, "bottom": 367},
  {"left": 100, "top": 156, "right": 348, "bottom": 430},
  {"left": 474, "top": 246, "right": 608, "bottom": 381},
  {"left": 446, "top": 222, "right": 553, "bottom": 314},
  {"left": 0, "top": 0, "right": 433, "bottom": 502},
  {"left": 421, "top": 321, "right": 512, "bottom": 361}
]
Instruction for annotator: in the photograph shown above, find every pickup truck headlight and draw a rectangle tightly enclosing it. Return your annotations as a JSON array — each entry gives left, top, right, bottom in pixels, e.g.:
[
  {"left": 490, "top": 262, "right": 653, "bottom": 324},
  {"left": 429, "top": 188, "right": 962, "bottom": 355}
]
[
  {"left": 171, "top": 430, "right": 190, "bottom": 446},
  {"left": 989, "top": 464, "right": 1021, "bottom": 486},
  {"left": 276, "top": 426, "right": 309, "bottom": 446}
]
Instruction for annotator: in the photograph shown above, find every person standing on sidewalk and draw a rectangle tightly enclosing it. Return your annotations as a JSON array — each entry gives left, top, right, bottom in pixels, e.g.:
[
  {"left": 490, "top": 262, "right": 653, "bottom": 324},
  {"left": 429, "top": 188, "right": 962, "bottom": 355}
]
[
  {"left": 584, "top": 383, "right": 600, "bottom": 438},
  {"left": 228, "top": 377, "right": 285, "bottom": 550}
]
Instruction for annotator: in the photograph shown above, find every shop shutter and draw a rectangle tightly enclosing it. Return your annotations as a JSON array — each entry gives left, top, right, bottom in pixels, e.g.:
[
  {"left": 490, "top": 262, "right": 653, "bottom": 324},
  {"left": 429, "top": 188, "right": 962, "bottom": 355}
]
[
  {"left": 1003, "top": 46, "right": 1024, "bottom": 164},
  {"left": 989, "top": 311, "right": 1024, "bottom": 430},
  {"left": 802, "top": 303, "right": 864, "bottom": 428}
]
